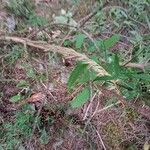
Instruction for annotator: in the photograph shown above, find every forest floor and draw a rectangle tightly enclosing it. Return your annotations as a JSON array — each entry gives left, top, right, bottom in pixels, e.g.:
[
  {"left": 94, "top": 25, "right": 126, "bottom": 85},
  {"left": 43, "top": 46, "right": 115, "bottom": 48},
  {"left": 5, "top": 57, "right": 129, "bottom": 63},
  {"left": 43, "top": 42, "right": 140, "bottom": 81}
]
[{"left": 0, "top": 0, "right": 150, "bottom": 150}]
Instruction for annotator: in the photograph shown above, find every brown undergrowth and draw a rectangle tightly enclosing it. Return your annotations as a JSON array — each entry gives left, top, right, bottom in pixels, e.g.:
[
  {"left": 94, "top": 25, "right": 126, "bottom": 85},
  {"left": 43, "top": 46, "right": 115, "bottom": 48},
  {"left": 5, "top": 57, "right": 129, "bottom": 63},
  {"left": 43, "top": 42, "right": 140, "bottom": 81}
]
[{"left": 0, "top": 52, "right": 149, "bottom": 149}]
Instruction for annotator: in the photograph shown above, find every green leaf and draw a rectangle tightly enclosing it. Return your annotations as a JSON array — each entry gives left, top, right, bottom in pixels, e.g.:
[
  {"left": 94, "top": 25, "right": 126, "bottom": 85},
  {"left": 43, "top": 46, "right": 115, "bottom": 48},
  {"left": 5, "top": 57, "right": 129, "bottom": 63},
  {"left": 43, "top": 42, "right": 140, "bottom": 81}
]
[
  {"left": 79, "top": 70, "right": 97, "bottom": 83},
  {"left": 26, "top": 68, "right": 36, "bottom": 78},
  {"left": 121, "top": 81, "right": 135, "bottom": 91},
  {"left": 63, "top": 40, "right": 72, "bottom": 47},
  {"left": 75, "top": 34, "right": 86, "bottom": 49},
  {"left": 72, "top": 0, "right": 78, "bottom": 4},
  {"left": 54, "top": 16, "right": 68, "bottom": 24},
  {"left": 70, "top": 87, "right": 90, "bottom": 108},
  {"left": 133, "top": 74, "right": 150, "bottom": 81},
  {"left": 101, "top": 54, "right": 121, "bottom": 78},
  {"left": 90, "top": 55, "right": 99, "bottom": 64},
  {"left": 101, "top": 63, "right": 114, "bottom": 75},
  {"left": 0, "top": 145, "right": 4, "bottom": 150},
  {"left": 113, "top": 54, "right": 120, "bottom": 76},
  {"left": 67, "top": 62, "right": 88, "bottom": 89},
  {"left": 17, "top": 80, "right": 28, "bottom": 87},
  {"left": 40, "top": 128, "right": 49, "bottom": 145},
  {"left": 28, "top": 14, "right": 48, "bottom": 27},
  {"left": 103, "top": 34, "right": 120, "bottom": 49},
  {"left": 94, "top": 75, "right": 115, "bottom": 82},
  {"left": 10, "top": 94, "right": 21, "bottom": 103}
]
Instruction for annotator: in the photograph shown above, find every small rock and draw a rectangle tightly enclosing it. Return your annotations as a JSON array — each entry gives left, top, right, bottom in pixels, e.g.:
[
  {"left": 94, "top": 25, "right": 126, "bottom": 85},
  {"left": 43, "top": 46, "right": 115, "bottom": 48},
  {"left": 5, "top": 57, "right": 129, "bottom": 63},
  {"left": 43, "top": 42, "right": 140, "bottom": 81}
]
[{"left": 6, "top": 16, "right": 16, "bottom": 33}]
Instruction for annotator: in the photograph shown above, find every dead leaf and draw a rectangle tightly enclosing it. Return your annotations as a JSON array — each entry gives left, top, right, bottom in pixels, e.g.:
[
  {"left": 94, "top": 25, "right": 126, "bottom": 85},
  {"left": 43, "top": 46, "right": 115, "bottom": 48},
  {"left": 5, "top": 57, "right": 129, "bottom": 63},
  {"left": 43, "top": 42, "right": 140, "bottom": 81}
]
[
  {"left": 51, "top": 30, "right": 61, "bottom": 39},
  {"left": 27, "top": 92, "right": 46, "bottom": 103},
  {"left": 144, "top": 142, "right": 150, "bottom": 150}
]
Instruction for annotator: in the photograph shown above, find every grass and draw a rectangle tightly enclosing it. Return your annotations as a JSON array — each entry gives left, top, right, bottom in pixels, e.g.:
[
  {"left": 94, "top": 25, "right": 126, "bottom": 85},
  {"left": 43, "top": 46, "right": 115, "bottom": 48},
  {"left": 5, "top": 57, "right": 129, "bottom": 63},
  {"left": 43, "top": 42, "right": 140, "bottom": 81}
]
[{"left": 0, "top": 0, "right": 150, "bottom": 149}]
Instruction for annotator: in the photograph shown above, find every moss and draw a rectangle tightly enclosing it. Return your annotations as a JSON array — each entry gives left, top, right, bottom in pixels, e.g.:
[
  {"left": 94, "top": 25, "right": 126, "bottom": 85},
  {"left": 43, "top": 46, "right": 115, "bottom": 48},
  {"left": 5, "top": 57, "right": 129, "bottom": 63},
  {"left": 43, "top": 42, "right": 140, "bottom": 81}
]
[
  {"left": 103, "top": 121, "right": 124, "bottom": 149},
  {"left": 125, "top": 107, "right": 139, "bottom": 122}
]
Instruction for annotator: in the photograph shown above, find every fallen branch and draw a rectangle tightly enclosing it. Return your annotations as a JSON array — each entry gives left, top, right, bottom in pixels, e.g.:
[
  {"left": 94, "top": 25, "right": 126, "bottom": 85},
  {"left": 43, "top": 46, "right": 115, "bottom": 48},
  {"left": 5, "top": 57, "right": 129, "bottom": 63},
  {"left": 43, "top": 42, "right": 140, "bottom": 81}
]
[
  {"left": 0, "top": 36, "right": 109, "bottom": 77},
  {"left": 125, "top": 62, "right": 150, "bottom": 70},
  {"left": 0, "top": 36, "right": 147, "bottom": 77}
]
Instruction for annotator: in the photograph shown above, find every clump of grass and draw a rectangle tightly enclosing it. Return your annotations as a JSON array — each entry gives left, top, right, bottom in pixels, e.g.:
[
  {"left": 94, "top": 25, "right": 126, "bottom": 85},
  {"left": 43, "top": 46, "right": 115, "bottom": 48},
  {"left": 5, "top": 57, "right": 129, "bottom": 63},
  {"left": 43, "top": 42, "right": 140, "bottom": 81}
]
[
  {"left": 6, "top": 0, "right": 35, "bottom": 19},
  {"left": 0, "top": 105, "right": 35, "bottom": 150},
  {"left": 4, "top": 45, "right": 25, "bottom": 65},
  {"left": 5, "top": 0, "right": 48, "bottom": 28}
]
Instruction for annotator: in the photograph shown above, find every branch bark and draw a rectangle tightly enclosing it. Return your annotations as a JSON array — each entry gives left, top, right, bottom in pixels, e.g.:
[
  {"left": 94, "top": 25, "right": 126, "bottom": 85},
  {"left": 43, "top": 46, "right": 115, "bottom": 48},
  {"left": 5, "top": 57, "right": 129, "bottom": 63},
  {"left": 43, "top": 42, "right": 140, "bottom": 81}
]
[{"left": 0, "top": 36, "right": 109, "bottom": 76}]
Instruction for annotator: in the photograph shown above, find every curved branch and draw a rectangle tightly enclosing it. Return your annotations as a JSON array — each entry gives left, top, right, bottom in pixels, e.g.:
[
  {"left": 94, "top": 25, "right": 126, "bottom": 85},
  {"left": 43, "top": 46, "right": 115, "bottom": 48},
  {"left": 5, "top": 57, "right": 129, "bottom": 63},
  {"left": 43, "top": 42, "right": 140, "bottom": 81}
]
[{"left": 0, "top": 36, "right": 109, "bottom": 77}]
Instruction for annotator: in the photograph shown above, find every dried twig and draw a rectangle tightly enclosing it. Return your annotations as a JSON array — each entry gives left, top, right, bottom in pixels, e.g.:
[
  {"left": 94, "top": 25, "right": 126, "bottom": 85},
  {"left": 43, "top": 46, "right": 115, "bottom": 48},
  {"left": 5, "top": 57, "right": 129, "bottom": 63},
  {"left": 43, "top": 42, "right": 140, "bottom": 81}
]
[
  {"left": 58, "top": 2, "right": 108, "bottom": 47},
  {"left": 83, "top": 92, "right": 97, "bottom": 120},
  {"left": 40, "top": 82, "right": 57, "bottom": 101},
  {"left": 125, "top": 62, "right": 150, "bottom": 70},
  {"left": 95, "top": 129, "right": 107, "bottom": 150},
  {"left": 96, "top": 101, "right": 121, "bottom": 114}
]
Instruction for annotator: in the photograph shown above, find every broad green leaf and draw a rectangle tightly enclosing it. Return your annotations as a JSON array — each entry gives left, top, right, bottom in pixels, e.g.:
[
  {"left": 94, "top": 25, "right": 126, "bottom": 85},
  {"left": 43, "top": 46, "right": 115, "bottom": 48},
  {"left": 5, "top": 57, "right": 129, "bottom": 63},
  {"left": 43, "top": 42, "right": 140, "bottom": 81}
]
[
  {"left": 94, "top": 75, "right": 115, "bottom": 82},
  {"left": 10, "top": 94, "right": 21, "bottom": 103},
  {"left": 79, "top": 69, "right": 97, "bottom": 83},
  {"left": 90, "top": 55, "right": 99, "bottom": 64},
  {"left": 67, "top": 62, "right": 88, "bottom": 89},
  {"left": 101, "top": 63, "right": 114, "bottom": 75},
  {"left": 103, "top": 34, "right": 120, "bottom": 49},
  {"left": 75, "top": 34, "right": 86, "bottom": 49},
  {"left": 101, "top": 54, "right": 121, "bottom": 78},
  {"left": 70, "top": 87, "right": 90, "bottom": 108}
]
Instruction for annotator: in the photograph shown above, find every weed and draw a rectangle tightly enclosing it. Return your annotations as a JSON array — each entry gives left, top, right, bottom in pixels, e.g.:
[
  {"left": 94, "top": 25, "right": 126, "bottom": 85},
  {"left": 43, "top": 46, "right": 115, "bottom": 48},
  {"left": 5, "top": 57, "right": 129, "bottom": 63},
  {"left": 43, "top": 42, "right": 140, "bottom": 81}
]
[
  {"left": 4, "top": 45, "right": 25, "bottom": 65},
  {"left": 0, "top": 105, "right": 35, "bottom": 150},
  {"left": 6, "top": 0, "right": 35, "bottom": 20},
  {"left": 6, "top": 0, "right": 48, "bottom": 28}
]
